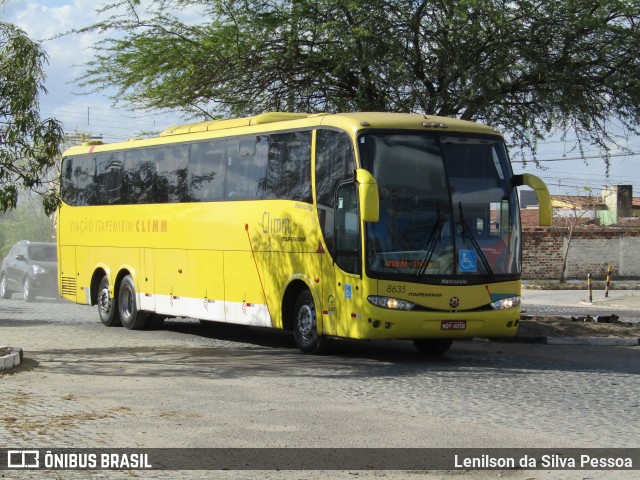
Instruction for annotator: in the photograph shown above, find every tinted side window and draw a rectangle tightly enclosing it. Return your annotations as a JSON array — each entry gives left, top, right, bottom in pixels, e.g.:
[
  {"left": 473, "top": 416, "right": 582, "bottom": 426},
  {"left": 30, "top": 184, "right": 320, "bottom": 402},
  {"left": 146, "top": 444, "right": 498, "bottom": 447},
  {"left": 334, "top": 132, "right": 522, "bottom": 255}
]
[
  {"left": 188, "top": 140, "right": 226, "bottom": 201},
  {"left": 315, "top": 129, "right": 355, "bottom": 253},
  {"left": 74, "top": 155, "right": 96, "bottom": 206},
  {"left": 95, "top": 152, "right": 123, "bottom": 205},
  {"left": 29, "top": 244, "right": 56, "bottom": 261},
  {"left": 252, "top": 136, "right": 269, "bottom": 199},
  {"left": 155, "top": 144, "right": 188, "bottom": 203},
  {"left": 335, "top": 182, "right": 360, "bottom": 274},
  {"left": 60, "top": 157, "right": 77, "bottom": 205},
  {"left": 315, "top": 129, "right": 354, "bottom": 207},
  {"left": 264, "top": 132, "right": 312, "bottom": 202},
  {"left": 224, "top": 137, "right": 267, "bottom": 200},
  {"left": 123, "top": 148, "right": 155, "bottom": 204}
]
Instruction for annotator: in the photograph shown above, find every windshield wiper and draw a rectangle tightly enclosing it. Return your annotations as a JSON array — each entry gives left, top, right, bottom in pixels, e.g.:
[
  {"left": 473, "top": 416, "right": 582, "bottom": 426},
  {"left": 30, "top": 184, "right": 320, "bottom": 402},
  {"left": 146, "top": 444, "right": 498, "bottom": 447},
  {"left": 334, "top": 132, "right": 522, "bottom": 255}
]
[
  {"left": 457, "top": 202, "right": 494, "bottom": 279},
  {"left": 416, "top": 217, "right": 445, "bottom": 279}
]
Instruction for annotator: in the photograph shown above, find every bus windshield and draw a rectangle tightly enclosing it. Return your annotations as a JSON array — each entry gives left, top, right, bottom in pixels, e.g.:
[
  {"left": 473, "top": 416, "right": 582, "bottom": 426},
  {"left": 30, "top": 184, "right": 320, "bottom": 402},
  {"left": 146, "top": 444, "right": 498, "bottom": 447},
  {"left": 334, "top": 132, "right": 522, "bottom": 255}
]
[{"left": 360, "top": 133, "right": 521, "bottom": 283}]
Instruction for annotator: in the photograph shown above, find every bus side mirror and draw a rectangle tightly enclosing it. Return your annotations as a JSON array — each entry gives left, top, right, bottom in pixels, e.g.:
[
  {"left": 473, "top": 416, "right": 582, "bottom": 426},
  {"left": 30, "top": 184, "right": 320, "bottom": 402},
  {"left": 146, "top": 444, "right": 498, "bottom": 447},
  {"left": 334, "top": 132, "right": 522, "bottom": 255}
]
[
  {"left": 512, "top": 173, "right": 552, "bottom": 226},
  {"left": 355, "top": 169, "right": 379, "bottom": 223}
]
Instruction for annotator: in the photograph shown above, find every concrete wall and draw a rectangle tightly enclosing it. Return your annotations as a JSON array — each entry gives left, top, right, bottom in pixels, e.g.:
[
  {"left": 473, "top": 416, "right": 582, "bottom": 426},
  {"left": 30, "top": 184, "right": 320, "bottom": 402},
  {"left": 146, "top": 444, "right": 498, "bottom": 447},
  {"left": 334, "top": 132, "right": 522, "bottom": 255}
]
[{"left": 522, "top": 228, "right": 640, "bottom": 280}]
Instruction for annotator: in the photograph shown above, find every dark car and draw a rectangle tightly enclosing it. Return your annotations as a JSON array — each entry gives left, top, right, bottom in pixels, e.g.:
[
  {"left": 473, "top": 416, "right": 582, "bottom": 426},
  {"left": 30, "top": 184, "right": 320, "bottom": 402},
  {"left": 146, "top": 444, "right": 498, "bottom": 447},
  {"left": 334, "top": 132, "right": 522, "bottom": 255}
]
[{"left": 0, "top": 241, "right": 58, "bottom": 301}]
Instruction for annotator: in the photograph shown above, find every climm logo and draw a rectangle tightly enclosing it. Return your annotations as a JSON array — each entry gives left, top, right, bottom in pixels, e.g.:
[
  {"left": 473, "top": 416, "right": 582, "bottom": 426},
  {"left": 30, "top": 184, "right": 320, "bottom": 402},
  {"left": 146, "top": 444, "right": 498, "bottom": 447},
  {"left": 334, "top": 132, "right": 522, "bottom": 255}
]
[
  {"left": 136, "top": 219, "right": 168, "bottom": 233},
  {"left": 262, "top": 212, "right": 291, "bottom": 235}
]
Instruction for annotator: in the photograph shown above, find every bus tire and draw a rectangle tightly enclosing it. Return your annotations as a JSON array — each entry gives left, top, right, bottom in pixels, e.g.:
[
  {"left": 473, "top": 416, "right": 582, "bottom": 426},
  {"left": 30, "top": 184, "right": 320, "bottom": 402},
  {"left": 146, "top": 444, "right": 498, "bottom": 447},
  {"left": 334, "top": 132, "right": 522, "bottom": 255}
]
[
  {"left": 293, "top": 290, "right": 327, "bottom": 354},
  {"left": 118, "top": 275, "right": 148, "bottom": 330},
  {"left": 98, "top": 275, "right": 121, "bottom": 327},
  {"left": 413, "top": 339, "right": 453, "bottom": 356}
]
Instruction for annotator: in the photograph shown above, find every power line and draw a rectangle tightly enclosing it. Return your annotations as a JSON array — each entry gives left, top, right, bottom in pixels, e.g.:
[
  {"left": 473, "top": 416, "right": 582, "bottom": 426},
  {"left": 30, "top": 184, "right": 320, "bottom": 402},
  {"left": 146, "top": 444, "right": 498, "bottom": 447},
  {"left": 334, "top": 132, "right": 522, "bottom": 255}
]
[{"left": 512, "top": 151, "right": 640, "bottom": 163}]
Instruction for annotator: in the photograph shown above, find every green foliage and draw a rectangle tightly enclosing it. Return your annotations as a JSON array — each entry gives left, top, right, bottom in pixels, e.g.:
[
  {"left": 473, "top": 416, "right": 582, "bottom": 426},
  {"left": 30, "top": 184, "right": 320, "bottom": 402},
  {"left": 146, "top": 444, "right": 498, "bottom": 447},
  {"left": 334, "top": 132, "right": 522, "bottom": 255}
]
[
  {"left": 74, "top": 0, "right": 640, "bottom": 162},
  {"left": 0, "top": 20, "right": 65, "bottom": 215},
  {"left": 0, "top": 198, "right": 56, "bottom": 258}
]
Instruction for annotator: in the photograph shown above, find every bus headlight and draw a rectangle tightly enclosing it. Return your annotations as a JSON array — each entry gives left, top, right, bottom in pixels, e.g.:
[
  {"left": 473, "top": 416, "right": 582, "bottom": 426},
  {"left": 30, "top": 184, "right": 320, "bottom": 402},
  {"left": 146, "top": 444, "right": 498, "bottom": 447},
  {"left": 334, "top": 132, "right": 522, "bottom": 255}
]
[
  {"left": 367, "top": 296, "right": 415, "bottom": 310},
  {"left": 490, "top": 296, "right": 521, "bottom": 310}
]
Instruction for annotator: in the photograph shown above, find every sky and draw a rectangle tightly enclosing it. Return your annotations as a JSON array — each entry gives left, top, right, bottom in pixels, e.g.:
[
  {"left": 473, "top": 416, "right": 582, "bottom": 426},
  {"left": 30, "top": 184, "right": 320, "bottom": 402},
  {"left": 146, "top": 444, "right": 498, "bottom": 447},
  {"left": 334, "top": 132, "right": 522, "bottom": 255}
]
[
  {"left": 3, "top": 0, "right": 640, "bottom": 197},
  {"left": 2, "top": 0, "right": 185, "bottom": 142}
]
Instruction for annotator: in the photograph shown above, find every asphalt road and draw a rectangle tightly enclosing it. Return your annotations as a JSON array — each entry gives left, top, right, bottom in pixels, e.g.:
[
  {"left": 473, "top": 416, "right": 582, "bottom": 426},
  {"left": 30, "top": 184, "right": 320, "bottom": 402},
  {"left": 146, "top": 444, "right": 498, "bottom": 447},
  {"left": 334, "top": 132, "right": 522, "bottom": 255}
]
[
  {"left": 522, "top": 287, "right": 640, "bottom": 322},
  {"left": 1, "top": 293, "right": 639, "bottom": 479}
]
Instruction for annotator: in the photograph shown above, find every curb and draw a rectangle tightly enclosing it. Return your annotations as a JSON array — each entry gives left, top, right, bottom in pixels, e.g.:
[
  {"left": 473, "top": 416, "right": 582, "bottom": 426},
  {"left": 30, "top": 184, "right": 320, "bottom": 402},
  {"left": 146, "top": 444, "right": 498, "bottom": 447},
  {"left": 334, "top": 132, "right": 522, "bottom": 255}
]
[
  {"left": 484, "top": 337, "right": 640, "bottom": 346},
  {"left": 0, "top": 347, "right": 23, "bottom": 371},
  {"left": 546, "top": 337, "right": 640, "bottom": 346}
]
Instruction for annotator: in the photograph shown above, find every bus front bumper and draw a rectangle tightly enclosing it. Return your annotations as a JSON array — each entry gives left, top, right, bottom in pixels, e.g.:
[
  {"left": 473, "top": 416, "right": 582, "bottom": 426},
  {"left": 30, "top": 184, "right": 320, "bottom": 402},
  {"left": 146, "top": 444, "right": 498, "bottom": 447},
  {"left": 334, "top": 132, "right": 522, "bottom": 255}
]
[{"left": 337, "top": 306, "right": 521, "bottom": 341}]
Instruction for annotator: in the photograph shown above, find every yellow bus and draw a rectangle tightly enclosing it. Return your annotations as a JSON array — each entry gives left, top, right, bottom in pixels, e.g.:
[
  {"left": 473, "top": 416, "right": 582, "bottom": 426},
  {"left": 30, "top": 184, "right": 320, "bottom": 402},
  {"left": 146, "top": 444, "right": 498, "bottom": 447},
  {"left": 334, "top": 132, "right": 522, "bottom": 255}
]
[{"left": 58, "top": 112, "right": 551, "bottom": 354}]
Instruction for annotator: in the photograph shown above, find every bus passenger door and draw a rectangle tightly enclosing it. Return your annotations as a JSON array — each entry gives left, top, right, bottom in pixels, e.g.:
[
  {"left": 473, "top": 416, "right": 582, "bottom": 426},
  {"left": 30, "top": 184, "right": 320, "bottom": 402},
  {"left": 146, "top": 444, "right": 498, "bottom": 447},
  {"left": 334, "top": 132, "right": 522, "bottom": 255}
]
[
  {"left": 321, "top": 181, "right": 363, "bottom": 338},
  {"left": 314, "top": 128, "right": 359, "bottom": 337}
]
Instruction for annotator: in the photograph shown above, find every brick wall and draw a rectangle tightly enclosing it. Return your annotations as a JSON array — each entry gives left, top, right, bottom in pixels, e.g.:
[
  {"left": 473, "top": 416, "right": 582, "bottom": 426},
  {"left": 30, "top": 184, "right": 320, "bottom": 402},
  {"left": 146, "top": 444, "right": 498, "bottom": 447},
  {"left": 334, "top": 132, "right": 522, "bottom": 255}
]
[{"left": 522, "top": 227, "right": 640, "bottom": 280}]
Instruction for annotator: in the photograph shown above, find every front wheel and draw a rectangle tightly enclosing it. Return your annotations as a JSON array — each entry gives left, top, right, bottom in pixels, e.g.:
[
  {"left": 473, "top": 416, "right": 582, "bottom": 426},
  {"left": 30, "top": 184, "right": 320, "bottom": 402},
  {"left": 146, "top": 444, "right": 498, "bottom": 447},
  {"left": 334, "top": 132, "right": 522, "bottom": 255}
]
[
  {"left": 413, "top": 339, "right": 453, "bottom": 356},
  {"left": 292, "top": 290, "right": 327, "bottom": 354},
  {"left": 23, "top": 277, "right": 35, "bottom": 302},
  {"left": 118, "top": 275, "right": 148, "bottom": 330},
  {"left": 0, "top": 274, "right": 11, "bottom": 299}
]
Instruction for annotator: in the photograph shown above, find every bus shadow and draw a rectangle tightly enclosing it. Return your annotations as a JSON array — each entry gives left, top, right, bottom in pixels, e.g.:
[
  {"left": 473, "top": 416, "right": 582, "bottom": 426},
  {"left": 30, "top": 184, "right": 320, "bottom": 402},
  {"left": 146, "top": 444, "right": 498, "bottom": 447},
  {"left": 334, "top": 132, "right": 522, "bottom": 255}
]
[
  {"left": 163, "top": 319, "right": 299, "bottom": 350},
  {"left": 162, "top": 317, "right": 432, "bottom": 358},
  {"left": 155, "top": 318, "right": 640, "bottom": 376},
  {"left": 161, "top": 318, "right": 493, "bottom": 366}
]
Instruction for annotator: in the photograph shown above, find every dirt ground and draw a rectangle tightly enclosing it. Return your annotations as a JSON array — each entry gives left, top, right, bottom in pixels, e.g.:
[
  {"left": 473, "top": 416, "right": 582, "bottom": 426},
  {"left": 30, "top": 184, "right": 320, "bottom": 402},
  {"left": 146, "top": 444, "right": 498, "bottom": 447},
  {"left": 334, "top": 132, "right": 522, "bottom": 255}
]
[{"left": 517, "top": 315, "right": 640, "bottom": 337}]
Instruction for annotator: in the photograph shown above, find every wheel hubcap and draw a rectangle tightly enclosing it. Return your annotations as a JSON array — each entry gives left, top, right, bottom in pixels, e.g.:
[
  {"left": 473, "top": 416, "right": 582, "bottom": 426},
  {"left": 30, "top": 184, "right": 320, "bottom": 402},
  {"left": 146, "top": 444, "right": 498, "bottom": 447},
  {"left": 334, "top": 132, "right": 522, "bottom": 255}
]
[
  {"left": 121, "top": 287, "right": 133, "bottom": 317},
  {"left": 98, "top": 288, "right": 111, "bottom": 314},
  {"left": 297, "top": 303, "right": 315, "bottom": 339}
]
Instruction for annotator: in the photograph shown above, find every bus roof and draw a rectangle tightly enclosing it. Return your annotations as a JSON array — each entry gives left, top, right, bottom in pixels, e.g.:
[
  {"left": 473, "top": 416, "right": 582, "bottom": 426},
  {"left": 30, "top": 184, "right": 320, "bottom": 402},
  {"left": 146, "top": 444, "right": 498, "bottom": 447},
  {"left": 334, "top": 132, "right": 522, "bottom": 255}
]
[{"left": 62, "top": 112, "right": 502, "bottom": 156}]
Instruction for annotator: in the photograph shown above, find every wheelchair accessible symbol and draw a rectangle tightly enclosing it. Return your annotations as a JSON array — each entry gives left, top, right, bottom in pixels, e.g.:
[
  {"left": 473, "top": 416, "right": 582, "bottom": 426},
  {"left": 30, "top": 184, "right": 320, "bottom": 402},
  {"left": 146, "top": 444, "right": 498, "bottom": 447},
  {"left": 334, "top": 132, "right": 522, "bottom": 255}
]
[{"left": 459, "top": 250, "right": 477, "bottom": 273}]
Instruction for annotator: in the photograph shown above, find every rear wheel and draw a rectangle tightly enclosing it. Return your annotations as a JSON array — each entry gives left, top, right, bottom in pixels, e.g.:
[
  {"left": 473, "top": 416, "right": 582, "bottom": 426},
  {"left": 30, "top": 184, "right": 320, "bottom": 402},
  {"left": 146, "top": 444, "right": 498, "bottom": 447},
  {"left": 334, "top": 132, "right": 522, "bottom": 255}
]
[
  {"left": 23, "top": 277, "right": 35, "bottom": 302},
  {"left": 118, "top": 275, "right": 148, "bottom": 330},
  {"left": 292, "top": 290, "right": 327, "bottom": 354},
  {"left": 98, "top": 275, "right": 121, "bottom": 326},
  {"left": 0, "top": 274, "right": 11, "bottom": 299},
  {"left": 413, "top": 339, "right": 453, "bottom": 356}
]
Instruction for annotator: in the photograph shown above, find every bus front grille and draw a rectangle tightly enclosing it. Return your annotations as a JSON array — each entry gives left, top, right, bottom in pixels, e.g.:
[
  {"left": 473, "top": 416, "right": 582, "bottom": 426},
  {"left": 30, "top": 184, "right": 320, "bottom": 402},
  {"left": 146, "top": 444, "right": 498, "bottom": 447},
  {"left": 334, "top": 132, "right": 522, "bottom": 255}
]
[{"left": 60, "top": 276, "right": 77, "bottom": 296}]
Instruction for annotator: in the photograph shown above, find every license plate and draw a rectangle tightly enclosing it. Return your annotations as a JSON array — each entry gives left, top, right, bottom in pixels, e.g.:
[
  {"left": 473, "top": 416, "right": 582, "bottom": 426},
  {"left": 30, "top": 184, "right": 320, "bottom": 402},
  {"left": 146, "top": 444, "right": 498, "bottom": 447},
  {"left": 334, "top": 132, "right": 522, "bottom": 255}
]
[{"left": 441, "top": 320, "right": 466, "bottom": 331}]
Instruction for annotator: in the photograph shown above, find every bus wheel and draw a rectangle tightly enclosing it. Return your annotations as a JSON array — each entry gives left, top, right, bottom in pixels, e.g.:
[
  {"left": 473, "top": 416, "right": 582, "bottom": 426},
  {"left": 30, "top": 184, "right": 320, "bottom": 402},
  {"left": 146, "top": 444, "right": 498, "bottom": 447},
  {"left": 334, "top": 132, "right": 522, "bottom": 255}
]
[
  {"left": 98, "top": 275, "right": 121, "bottom": 327},
  {"left": 413, "top": 339, "right": 453, "bottom": 356},
  {"left": 293, "top": 290, "right": 327, "bottom": 354},
  {"left": 118, "top": 275, "right": 148, "bottom": 330}
]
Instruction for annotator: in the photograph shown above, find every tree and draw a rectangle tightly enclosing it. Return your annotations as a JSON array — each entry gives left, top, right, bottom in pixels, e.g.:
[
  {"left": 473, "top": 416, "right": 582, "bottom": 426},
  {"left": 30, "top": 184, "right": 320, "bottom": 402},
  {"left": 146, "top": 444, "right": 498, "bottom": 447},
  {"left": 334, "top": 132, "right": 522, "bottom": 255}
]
[
  {"left": 554, "top": 187, "right": 599, "bottom": 282},
  {"left": 0, "top": 199, "right": 56, "bottom": 257},
  {"left": 0, "top": 130, "right": 95, "bottom": 256},
  {"left": 1, "top": 14, "right": 65, "bottom": 215},
  {"left": 75, "top": 0, "right": 640, "bottom": 163}
]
